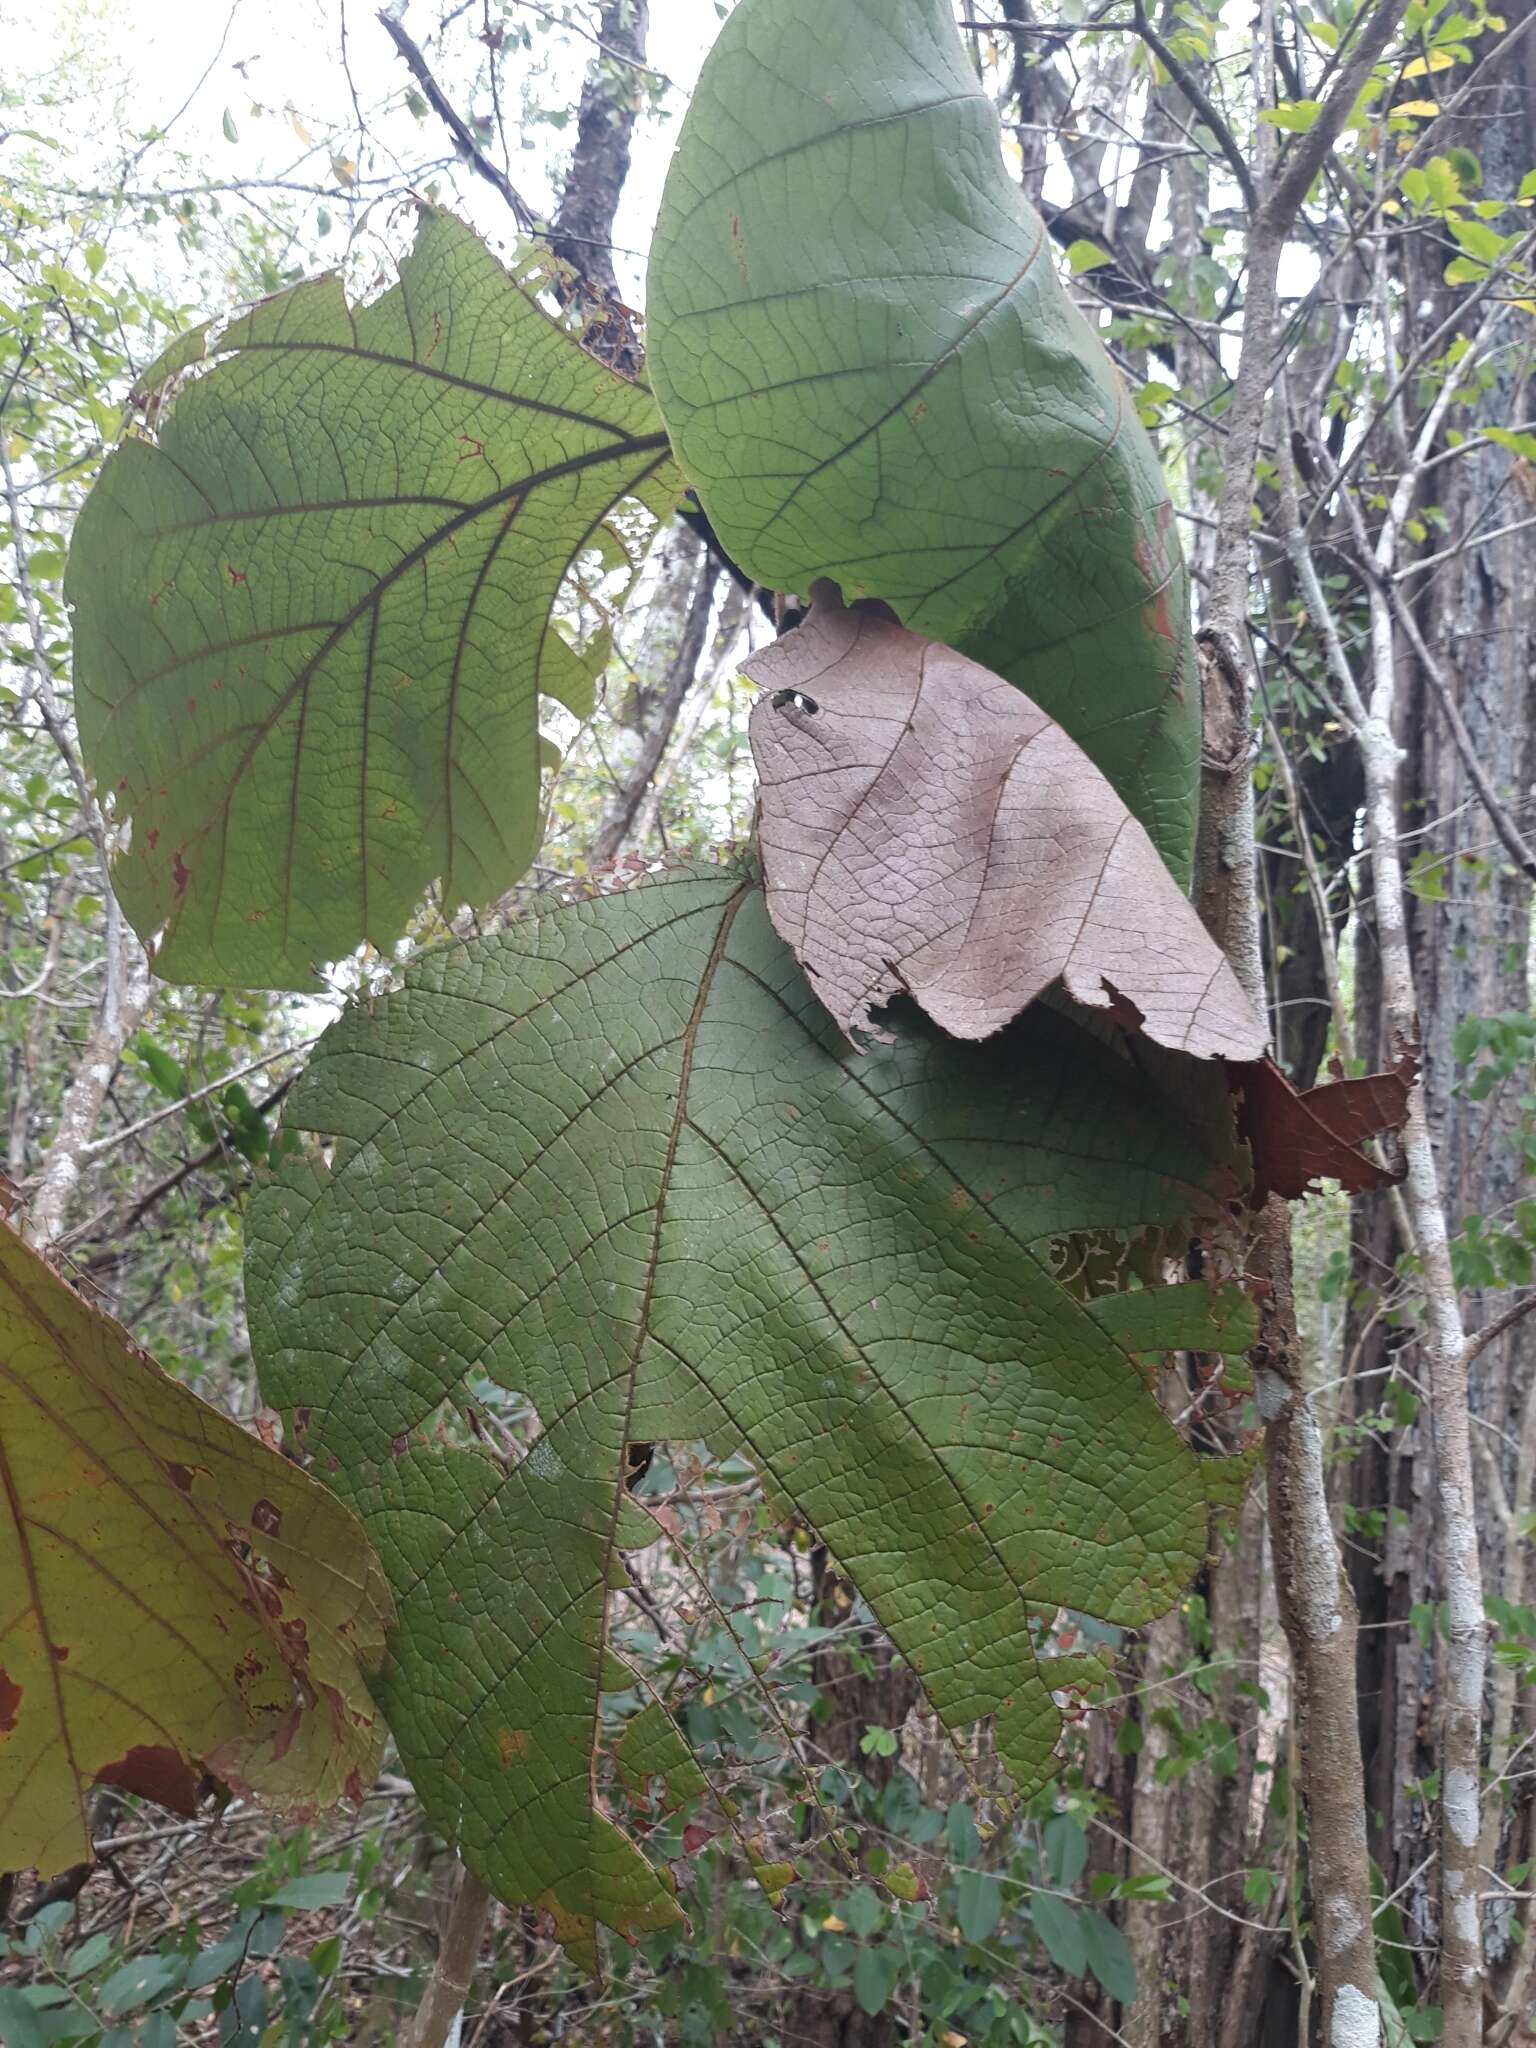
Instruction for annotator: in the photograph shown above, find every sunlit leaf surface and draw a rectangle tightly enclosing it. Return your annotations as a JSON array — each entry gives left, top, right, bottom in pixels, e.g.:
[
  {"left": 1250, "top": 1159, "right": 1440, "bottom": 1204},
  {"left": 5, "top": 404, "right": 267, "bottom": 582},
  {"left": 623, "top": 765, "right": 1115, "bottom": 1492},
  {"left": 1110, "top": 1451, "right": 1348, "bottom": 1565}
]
[{"left": 68, "top": 208, "right": 676, "bottom": 988}]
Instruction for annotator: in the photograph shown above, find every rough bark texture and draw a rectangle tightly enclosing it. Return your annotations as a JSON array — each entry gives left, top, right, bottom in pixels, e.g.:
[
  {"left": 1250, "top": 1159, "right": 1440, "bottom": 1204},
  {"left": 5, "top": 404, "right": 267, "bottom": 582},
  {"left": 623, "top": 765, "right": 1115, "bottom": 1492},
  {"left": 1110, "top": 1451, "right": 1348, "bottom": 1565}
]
[
  {"left": 1116, "top": 1483, "right": 1283, "bottom": 2048},
  {"left": 1402, "top": 3, "right": 1536, "bottom": 1632},
  {"left": 1201, "top": 355, "right": 1386, "bottom": 2048},
  {"left": 548, "top": 0, "right": 649, "bottom": 371},
  {"left": 22, "top": 898, "right": 150, "bottom": 1252},
  {"left": 999, "top": 16, "right": 1393, "bottom": 2035}
]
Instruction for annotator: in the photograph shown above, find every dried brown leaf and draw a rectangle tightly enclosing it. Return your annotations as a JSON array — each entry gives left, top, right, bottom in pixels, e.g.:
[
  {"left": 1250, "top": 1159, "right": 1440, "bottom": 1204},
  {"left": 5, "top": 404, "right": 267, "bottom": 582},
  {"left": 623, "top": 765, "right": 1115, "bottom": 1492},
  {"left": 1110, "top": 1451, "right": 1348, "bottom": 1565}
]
[
  {"left": 1236, "top": 1053, "right": 1415, "bottom": 1203},
  {"left": 747, "top": 605, "right": 1266, "bottom": 1058}
]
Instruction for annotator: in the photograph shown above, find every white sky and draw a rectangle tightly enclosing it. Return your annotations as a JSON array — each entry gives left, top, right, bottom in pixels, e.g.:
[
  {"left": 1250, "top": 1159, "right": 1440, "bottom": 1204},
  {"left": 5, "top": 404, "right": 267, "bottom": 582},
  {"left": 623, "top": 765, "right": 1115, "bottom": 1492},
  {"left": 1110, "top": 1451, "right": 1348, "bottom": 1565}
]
[{"left": 4, "top": 0, "right": 731, "bottom": 303}]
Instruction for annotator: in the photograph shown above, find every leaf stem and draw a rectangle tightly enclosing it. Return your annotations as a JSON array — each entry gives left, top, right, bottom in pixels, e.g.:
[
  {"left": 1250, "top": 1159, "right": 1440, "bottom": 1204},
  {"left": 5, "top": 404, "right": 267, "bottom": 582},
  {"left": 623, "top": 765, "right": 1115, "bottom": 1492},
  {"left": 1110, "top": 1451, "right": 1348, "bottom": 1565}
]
[{"left": 406, "top": 1862, "right": 493, "bottom": 2048}]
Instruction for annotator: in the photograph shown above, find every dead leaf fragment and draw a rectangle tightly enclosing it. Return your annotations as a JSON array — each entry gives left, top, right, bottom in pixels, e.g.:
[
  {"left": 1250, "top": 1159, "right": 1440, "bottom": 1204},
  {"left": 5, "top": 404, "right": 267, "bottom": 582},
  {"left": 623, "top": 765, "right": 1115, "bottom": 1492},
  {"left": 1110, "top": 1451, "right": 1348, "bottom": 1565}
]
[
  {"left": 747, "top": 605, "right": 1266, "bottom": 1059},
  {"left": 1236, "top": 1052, "right": 1415, "bottom": 1203}
]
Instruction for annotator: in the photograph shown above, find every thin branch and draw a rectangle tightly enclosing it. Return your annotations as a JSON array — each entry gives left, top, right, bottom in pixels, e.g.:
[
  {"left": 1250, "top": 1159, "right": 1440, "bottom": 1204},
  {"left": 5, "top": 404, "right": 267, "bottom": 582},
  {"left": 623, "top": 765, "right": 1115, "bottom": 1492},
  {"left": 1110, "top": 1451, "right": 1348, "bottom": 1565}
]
[
  {"left": 1395, "top": 511, "right": 1536, "bottom": 584},
  {"left": 504, "top": 0, "right": 673, "bottom": 82},
  {"left": 1382, "top": 584, "right": 1536, "bottom": 879},
  {"left": 33, "top": 167, "right": 459, "bottom": 206},
  {"left": 1129, "top": 0, "right": 1258, "bottom": 213},
  {"left": 1263, "top": 0, "right": 1406, "bottom": 229},
  {"left": 78, "top": 1041, "right": 318, "bottom": 1161},
  {"left": 375, "top": 7, "right": 541, "bottom": 232},
  {"left": 1463, "top": 1294, "right": 1536, "bottom": 1373},
  {"left": 88, "top": 1080, "right": 295, "bottom": 1244}
]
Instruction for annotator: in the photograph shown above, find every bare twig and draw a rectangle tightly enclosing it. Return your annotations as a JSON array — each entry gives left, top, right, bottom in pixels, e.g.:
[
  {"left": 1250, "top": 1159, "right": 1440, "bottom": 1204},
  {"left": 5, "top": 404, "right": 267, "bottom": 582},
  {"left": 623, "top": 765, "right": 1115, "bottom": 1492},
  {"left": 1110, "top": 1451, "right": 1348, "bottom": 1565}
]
[
  {"left": 78, "top": 1041, "right": 318, "bottom": 1162},
  {"left": 1462, "top": 1293, "right": 1536, "bottom": 1373},
  {"left": 1129, "top": 0, "right": 1257, "bottom": 212},
  {"left": 375, "top": 8, "right": 541, "bottom": 232},
  {"left": 1324, "top": 329, "right": 1490, "bottom": 2048},
  {"left": 505, "top": 0, "right": 672, "bottom": 83},
  {"left": 0, "top": 434, "right": 154, "bottom": 1250},
  {"left": 1263, "top": 0, "right": 1405, "bottom": 227},
  {"left": 1379, "top": 580, "right": 1536, "bottom": 879}
]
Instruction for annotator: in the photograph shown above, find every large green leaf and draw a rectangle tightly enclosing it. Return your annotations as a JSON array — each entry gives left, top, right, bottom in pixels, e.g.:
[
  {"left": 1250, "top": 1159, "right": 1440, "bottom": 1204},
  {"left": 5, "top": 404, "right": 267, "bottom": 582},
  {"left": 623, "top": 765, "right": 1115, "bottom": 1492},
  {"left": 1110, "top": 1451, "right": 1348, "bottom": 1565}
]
[
  {"left": 0, "top": 1220, "right": 391, "bottom": 1875},
  {"left": 66, "top": 207, "right": 676, "bottom": 989},
  {"left": 647, "top": 0, "right": 1199, "bottom": 880},
  {"left": 247, "top": 869, "right": 1253, "bottom": 1954}
]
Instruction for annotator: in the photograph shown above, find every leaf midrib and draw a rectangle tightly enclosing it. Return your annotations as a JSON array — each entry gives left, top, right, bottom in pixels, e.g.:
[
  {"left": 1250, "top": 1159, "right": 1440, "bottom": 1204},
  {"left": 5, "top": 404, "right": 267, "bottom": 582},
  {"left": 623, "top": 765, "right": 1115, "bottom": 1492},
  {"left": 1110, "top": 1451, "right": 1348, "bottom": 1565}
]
[
  {"left": 191, "top": 335, "right": 647, "bottom": 439},
  {"left": 157, "top": 437, "right": 671, "bottom": 963},
  {"left": 96, "top": 435, "right": 672, "bottom": 737},
  {"left": 580, "top": 880, "right": 751, "bottom": 1894}
]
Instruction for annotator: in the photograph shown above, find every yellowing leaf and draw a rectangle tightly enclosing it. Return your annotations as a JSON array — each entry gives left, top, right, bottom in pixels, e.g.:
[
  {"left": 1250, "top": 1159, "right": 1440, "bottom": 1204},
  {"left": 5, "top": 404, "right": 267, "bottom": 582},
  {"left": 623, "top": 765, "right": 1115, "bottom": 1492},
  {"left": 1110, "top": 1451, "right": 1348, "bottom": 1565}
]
[
  {"left": 1448, "top": 213, "right": 1509, "bottom": 261},
  {"left": 752, "top": 1857, "right": 796, "bottom": 1904},
  {"left": 1065, "top": 238, "right": 1114, "bottom": 275},
  {"left": 1259, "top": 98, "right": 1323, "bottom": 131},
  {"left": 1425, "top": 154, "right": 1464, "bottom": 206},
  {"left": 1393, "top": 99, "right": 1442, "bottom": 116},
  {"left": 0, "top": 1220, "right": 391, "bottom": 1875},
  {"left": 1403, "top": 48, "right": 1457, "bottom": 73}
]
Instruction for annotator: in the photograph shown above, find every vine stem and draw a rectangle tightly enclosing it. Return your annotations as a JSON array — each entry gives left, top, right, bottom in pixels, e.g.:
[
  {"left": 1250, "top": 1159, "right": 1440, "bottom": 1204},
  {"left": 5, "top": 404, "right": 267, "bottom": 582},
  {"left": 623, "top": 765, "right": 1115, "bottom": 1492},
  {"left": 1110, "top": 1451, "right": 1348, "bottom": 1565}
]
[{"left": 406, "top": 1863, "right": 493, "bottom": 2048}]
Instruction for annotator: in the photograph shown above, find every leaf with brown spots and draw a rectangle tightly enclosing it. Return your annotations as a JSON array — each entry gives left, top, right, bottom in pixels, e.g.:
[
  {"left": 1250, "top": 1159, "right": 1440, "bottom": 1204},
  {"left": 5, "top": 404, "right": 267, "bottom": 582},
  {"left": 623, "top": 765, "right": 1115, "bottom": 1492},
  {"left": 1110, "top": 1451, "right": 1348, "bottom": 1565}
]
[
  {"left": 0, "top": 1219, "right": 391, "bottom": 1876},
  {"left": 747, "top": 603, "right": 1267, "bottom": 1058}
]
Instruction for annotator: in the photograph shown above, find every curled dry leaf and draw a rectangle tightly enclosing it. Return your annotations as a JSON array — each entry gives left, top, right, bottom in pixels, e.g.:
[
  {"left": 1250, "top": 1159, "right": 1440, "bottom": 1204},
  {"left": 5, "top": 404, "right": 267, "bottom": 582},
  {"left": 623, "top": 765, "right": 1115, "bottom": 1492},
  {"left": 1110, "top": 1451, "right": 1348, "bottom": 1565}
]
[
  {"left": 747, "top": 605, "right": 1266, "bottom": 1059},
  {"left": 0, "top": 1219, "right": 392, "bottom": 1875}
]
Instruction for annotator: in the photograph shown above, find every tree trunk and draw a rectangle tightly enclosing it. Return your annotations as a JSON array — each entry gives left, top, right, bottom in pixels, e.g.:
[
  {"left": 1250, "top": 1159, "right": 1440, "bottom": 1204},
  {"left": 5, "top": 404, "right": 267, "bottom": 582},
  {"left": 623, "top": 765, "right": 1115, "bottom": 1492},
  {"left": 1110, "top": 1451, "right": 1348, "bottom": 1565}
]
[
  {"left": 1348, "top": 4, "right": 1536, "bottom": 2007},
  {"left": 590, "top": 528, "right": 720, "bottom": 866},
  {"left": 548, "top": 0, "right": 649, "bottom": 371}
]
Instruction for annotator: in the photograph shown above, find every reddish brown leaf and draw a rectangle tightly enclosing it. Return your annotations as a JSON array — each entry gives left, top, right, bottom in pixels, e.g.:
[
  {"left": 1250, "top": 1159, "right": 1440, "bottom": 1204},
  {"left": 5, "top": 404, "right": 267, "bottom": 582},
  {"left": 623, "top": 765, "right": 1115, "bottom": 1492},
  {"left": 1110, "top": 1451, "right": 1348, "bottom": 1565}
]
[
  {"left": 92, "top": 1745, "right": 204, "bottom": 1816},
  {"left": 747, "top": 604, "right": 1265, "bottom": 1058},
  {"left": 1236, "top": 1054, "right": 1414, "bottom": 1204}
]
